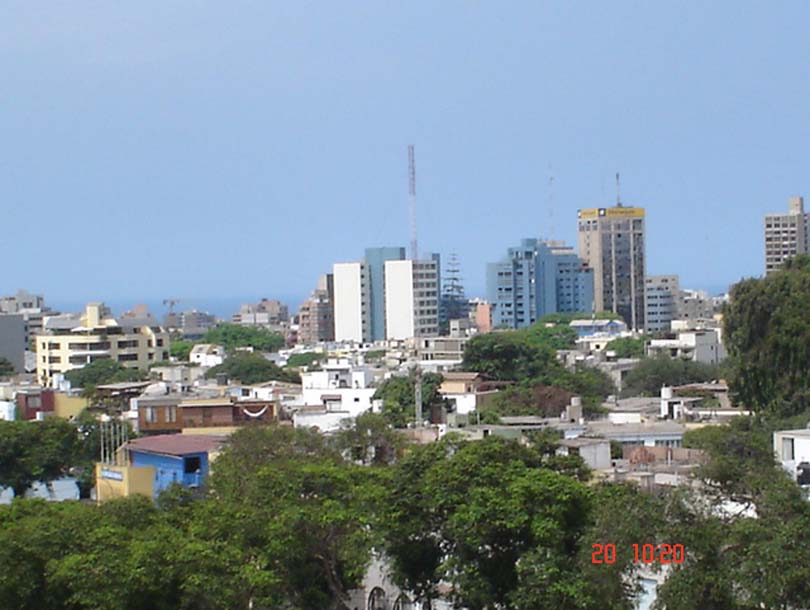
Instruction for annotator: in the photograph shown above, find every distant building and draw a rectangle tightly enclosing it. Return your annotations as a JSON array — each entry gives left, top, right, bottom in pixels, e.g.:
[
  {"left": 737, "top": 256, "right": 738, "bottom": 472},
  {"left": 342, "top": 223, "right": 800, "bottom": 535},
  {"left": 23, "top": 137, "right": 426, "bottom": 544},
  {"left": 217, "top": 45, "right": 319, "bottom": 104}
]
[
  {"left": 677, "top": 289, "right": 715, "bottom": 321},
  {"left": 0, "top": 314, "right": 26, "bottom": 373},
  {"left": 569, "top": 318, "right": 628, "bottom": 337},
  {"left": 232, "top": 299, "right": 289, "bottom": 326},
  {"left": 164, "top": 310, "right": 217, "bottom": 338},
  {"left": 764, "top": 196, "right": 808, "bottom": 275},
  {"left": 577, "top": 205, "right": 646, "bottom": 330},
  {"left": 333, "top": 247, "right": 440, "bottom": 341},
  {"left": 471, "top": 300, "right": 493, "bottom": 333},
  {"left": 774, "top": 428, "right": 810, "bottom": 485},
  {"left": 486, "top": 239, "right": 593, "bottom": 329},
  {"left": 0, "top": 289, "right": 57, "bottom": 349},
  {"left": 35, "top": 303, "right": 170, "bottom": 386},
  {"left": 645, "top": 275, "right": 680, "bottom": 332},
  {"left": 297, "top": 274, "right": 335, "bottom": 344},
  {"left": 646, "top": 329, "right": 725, "bottom": 364}
]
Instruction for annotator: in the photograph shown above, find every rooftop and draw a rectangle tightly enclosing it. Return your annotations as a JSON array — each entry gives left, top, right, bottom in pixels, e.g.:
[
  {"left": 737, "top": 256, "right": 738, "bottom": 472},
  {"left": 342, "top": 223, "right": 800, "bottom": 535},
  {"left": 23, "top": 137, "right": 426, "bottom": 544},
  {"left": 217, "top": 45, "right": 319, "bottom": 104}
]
[{"left": 127, "top": 434, "right": 226, "bottom": 456}]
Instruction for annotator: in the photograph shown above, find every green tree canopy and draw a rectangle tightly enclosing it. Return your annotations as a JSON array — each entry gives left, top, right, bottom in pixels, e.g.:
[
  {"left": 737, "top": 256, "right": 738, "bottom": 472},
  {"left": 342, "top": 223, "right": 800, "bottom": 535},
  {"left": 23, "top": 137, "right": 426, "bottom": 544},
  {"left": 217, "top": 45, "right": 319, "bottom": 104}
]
[
  {"left": 205, "top": 352, "right": 301, "bottom": 385},
  {"left": 285, "top": 352, "right": 325, "bottom": 369},
  {"left": 620, "top": 355, "right": 719, "bottom": 397},
  {"left": 202, "top": 323, "right": 285, "bottom": 353},
  {"left": 724, "top": 255, "right": 810, "bottom": 417},
  {"left": 605, "top": 335, "right": 648, "bottom": 358},
  {"left": 169, "top": 339, "right": 194, "bottom": 361},
  {"left": 0, "top": 357, "right": 15, "bottom": 378},
  {"left": 373, "top": 371, "right": 444, "bottom": 428},
  {"left": 64, "top": 359, "right": 147, "bottom": 390}
]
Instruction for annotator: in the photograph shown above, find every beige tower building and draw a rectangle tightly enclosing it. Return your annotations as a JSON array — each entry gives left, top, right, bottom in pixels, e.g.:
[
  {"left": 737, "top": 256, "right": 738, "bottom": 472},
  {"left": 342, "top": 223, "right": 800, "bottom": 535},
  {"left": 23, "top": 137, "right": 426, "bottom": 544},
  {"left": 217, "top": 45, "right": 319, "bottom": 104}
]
[
  {"left": 764, "top": 196, "right": 808, "bottom": 275},
  {"left": 577, "top": 205, "right": 646, "bottom": 330}
]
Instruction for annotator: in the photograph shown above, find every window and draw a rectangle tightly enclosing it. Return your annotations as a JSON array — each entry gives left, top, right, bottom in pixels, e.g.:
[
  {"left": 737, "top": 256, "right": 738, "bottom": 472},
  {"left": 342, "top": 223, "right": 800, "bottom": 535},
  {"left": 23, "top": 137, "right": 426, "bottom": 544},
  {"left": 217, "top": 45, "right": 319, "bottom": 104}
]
[
  {"left": 783, "top": 437, "right": 795, "bottom": 461},
  {"left": 166, "top": 406, "right": 177, "bottom": 423},
  {"left": 184, "top": 456, "right": 201, "bottom": 474},
  {"left": 144, "top": 407, "right": 157, "bottom": 423}
]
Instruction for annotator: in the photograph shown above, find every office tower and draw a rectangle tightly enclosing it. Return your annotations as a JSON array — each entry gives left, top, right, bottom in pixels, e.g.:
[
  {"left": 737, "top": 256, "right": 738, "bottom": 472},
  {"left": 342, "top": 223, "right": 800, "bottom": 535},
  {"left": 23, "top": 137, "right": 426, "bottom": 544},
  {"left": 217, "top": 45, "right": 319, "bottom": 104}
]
[
  {"left": 577, "top": 205, "right": 646, "bottom": 330},
  {"left": 644, "top": 275, "right": 680, "bottom": 332},
  {"left": 364, "top": 247, "right": 406, "bottom": 340},
  {"left": 486, "top": 239, "right": 594, "bottom": 329},
  {"left": 383, "top": 256, "right": 440, "bottom": 340},
  {"left": 764, "top": 196, "right": 808, "bottom": 275},
  {"left": 333, "top": 262, "right": 370, "bottom": 342}
]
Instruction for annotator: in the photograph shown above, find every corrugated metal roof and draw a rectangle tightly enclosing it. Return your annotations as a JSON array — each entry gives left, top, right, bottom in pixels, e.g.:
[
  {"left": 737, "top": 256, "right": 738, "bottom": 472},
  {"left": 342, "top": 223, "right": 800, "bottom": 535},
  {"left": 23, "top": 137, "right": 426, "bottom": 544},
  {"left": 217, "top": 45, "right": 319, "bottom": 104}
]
[{"left": 127, "top": 434, "right": 226, "bottom": 456}]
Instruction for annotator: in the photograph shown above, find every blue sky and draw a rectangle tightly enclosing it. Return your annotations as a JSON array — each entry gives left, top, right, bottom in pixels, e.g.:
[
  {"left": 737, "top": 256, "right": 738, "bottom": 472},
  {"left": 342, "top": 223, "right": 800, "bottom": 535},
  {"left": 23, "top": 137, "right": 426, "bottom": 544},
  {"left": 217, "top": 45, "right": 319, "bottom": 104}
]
[{"left": 2, "top": 2, "right": 809, "bottom": 313}]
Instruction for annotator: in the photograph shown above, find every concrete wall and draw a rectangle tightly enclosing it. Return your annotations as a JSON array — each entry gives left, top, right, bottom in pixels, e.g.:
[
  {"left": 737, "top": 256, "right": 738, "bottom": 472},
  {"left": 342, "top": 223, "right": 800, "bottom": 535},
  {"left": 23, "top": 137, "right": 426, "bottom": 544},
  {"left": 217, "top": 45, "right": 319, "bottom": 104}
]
[{"left": 95, "top": 463, "right": 156, "bottom": 502}]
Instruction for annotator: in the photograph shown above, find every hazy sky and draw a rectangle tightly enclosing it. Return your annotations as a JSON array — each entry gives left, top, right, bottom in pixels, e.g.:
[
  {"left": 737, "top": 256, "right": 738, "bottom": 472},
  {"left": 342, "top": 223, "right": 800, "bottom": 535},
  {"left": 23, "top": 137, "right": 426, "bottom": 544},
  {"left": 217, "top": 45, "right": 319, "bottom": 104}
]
[{"left": 3, "top": 2, "right": 809, "bottom": 311}]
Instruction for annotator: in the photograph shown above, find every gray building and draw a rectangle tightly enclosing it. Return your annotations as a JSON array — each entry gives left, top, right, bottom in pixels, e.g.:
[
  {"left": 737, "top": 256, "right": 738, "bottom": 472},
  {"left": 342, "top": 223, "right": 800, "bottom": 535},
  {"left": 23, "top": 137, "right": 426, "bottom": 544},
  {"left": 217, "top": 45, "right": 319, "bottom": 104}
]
[
  {"left": 644, "top": 275, "right": 679, "bottom": 332},
  {"left": 0, "top": 314, "right": 26, "bottom": 373},
  {"left": 764, "top": 196, "right": 808, "bottom": 275}
]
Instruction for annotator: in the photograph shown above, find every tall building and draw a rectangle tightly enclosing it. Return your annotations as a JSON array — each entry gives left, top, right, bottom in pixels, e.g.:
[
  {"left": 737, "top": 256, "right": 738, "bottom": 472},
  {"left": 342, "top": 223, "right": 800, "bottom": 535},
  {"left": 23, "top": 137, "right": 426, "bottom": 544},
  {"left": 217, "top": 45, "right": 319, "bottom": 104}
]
[
  {"left": 333, "top": 248, "right": 439, "bottom": 342},
  {"left": 0, "top": 289, "right": 56, "bottom": 348},
  {"left": 764, "top": 196, "right": 808, "bottom": 275},
  {"left": 35, "top": 303, "right": 170, "bottom": 386},
  {"left": 577, "top": 205, "right": 646, "bottom": 330},
  {"left": 486, "top": 239, "right": 593, "bottom": 329},
  {"left": 297, "top": 274, "right": 335, "bottom": 344},
  {"left": 384, "top": 257, "right": 440, "bottom": 339},
  {"left": 644, "top": 275, "right": 680, "bottom": 332}
]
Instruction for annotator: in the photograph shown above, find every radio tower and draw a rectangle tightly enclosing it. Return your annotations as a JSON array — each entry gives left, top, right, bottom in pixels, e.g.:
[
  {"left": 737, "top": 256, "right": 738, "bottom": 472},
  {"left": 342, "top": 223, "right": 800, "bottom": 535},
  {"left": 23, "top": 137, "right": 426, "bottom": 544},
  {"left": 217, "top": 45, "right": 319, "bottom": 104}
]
[
  {"left": 408, "top": 145, "right": 422, "bottom": 426},
  {"left": 408, "top": 145, "right": 418, "bottom": 262}
]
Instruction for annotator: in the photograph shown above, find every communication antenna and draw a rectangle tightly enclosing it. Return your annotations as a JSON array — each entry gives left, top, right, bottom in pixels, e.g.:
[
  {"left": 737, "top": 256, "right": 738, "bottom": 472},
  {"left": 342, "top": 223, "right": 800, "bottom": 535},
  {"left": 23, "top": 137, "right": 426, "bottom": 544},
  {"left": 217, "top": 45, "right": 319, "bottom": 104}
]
[
  {"left": 548, "top": 166, "right": 555, "bottom": 239},
  {"left": 616, "top": 172, "right": 622, "bottom": 207},
  {"left": 408, "top": 145, "right": 418, "bottom": 262}
]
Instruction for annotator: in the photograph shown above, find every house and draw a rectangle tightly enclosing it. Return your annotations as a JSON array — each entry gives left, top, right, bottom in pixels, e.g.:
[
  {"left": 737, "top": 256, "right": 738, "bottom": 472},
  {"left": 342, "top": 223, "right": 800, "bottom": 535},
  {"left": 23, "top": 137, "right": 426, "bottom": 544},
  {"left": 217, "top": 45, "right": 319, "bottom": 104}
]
[
  {"left": 570, "top": 318, "right": 628, "bottom": 337},
  {"left": 179, "top": 396, "right": 277, "bottom": 431},
  {"left": 774, "top": 428, "right": 810, "bottom": 485},
  {"left": 95, "top": 434, "right": 225, "bottom": 501},
  {"left": 134, "top": 394, "right": 184, "bottom": 434},
  {"left": 557, "top": 437, "right": 612, "bottom": 470},
  {"left": 300, "top": 359, "right": 377, "bottom": 417},
  {"left": 646, "top": 329, "right": 725, "bottom": 364},
  {"left": 189, "top": 343, "right": 225, "bottom": 367}
]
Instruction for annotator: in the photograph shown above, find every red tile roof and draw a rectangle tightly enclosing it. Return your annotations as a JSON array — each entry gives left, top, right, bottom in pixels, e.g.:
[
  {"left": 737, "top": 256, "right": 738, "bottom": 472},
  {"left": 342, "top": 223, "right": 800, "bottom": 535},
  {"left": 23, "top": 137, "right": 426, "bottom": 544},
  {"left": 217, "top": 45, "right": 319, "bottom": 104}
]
[{"left": 126, "top": 434, "right": 226, "bottom": 456}]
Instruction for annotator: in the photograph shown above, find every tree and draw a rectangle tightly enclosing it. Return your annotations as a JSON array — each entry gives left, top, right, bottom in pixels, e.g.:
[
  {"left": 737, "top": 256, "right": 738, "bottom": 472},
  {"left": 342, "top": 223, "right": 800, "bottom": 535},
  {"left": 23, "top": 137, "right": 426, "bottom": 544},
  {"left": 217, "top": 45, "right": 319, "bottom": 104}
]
[
  {"left": 332, "top": 412, "right": 406, "bottom": 466},
  {"left": 203, "top": 323, "right": 285, "bottom": 353},
  {"left": 205, "top": 352, "right": 301, "bottom": 385},
  {"left": 0, "top": 419, "right": 80, "bottom": 498},
  {"left": 605, "top": 336, "right": 647, "bottom": 358},
  {"left": 374, "top": 371, "right": 444, "bottom": 428},
  {"left": 0, "top": 357, "right": 14, "bottom": 378},
  {"left": 462, "top": 332, "right": 559, "bottom": 381},
  {"left": 724, "top": 255, "right": 810, "bottom": 417},
  {"left": 621, "top": 355, "right": 719, "bottom": 397},
  {"left": 169, "top": 339, "right": 194, "bottom": 361},
  {"left": 64, "top": 359, "right": 147, "bottom": 390},
  {"left": 285, "top": 352, "right": 325, "bottom": 369}
]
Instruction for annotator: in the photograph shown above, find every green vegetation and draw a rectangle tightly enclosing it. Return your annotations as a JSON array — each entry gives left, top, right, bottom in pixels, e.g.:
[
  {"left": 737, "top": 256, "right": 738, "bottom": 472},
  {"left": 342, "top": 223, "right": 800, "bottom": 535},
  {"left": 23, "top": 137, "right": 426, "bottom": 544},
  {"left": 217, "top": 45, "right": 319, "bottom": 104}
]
[
  {"left": 64, "top": 359, "right": 147, "bottom": 391},
  {"left": 620, "top": 355, "right": 720, "bottom": 397},
  {"left": 285, "top": 352, "right": 325, "bottom": 369},
  {"left": 0, "top": 357, "right": 15, "bottom": 377},
  {"left": 202, "top": 323, "right": 285, "bottom": 353},
  {"left": 364, "top": 349, "right": 386, "bottom": 362},
  {"left": 373, "top": 371, "right": 444, "bottom": 428},
  {"left": 205, "top": 352, "right": 301, "bottom": 385},
  {"left": 724, "top": 254, "right": 810, "bottom": 417},
  {"left": 169, "top": 339, "right": 194, "bottom": 361},
  {"left": 605, "top": 335, "right": 648, "bottom": 358}
]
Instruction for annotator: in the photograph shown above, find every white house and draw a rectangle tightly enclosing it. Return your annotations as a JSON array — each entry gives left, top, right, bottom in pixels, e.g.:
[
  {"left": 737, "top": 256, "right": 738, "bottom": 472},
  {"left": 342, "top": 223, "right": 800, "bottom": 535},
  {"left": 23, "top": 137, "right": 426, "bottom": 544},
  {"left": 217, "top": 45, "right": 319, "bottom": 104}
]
[
  {"left": 774, "top": 428, "right": 810, "bottom": 484},
  {"left": 189, "top": 344, "right": 226, "bottom": 367},
  {"left": 300, "top": 358, "right": 377, "bottom": 417},
  {"left": 647, "top": 330, "right": 725, "bottom": 365}
]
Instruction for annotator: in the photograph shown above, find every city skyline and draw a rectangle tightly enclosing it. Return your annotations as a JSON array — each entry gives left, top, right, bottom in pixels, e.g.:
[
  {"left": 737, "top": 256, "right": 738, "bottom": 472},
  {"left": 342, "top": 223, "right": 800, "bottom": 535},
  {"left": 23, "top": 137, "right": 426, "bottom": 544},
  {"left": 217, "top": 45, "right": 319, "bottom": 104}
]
[{"left": 4, "top": 2, "right": 810, "bottom": 304}]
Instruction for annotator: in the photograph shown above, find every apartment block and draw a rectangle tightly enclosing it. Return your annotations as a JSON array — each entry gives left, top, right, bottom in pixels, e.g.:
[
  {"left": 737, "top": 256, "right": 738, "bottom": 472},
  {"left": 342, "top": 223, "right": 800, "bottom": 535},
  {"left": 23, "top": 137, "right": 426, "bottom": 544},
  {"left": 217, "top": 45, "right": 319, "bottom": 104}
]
[
  {"left": 297, "top": 274, "right": 335, "bottom": 345},
  {"left": 764, "top": 196, "right": 808, "bottom": 275},
  {"left": 0, "top": 315, "right": 26, "bottom": 373},
  {"left": 333, "top": 261, "right": 370, "bottom": 342},
  {"left": 577, "top": 205, "right": 646, "bottom": 330},
  {"left": 232, "top": 299, "right": 289, "bottom": 326},
  {"left": 384, "top": 257, "right": 440, "bottom": 339},
  {"left": 35, "top": 303, "right": 170, "bottom": 385},
  {"left": 486, "top": 239, "right": 593, "bottom": 329},
  {"left": 0, "top": 289, "right": 57, "bottom": 348},
  {"left": 644, "top": 275, "right": 680, "bottom": 332}
]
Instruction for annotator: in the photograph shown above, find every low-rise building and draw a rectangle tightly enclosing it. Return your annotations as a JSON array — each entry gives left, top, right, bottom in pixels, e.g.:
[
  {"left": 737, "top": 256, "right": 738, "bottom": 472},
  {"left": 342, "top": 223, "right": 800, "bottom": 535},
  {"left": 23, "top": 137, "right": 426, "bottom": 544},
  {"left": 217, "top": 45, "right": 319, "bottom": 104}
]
[
  {"left": 647, "top": 329, "right": 725, "bottom": 364},
  {"left": 35, "top": 303, "right": 170, "bottom": 386},
  {"left": 774, "top": 428, "right": 810, "bottom": 485},
  {"left": 557, "top": 437, "right": 612, "bottom": 470},
  {"left": 189, "top": 343, "right": 225, "bottom": 367}
]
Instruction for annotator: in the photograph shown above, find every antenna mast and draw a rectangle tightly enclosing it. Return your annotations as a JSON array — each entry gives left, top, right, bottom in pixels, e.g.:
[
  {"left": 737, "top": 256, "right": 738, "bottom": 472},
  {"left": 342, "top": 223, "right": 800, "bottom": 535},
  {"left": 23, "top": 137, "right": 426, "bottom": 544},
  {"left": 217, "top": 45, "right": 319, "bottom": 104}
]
[
  {"left": 548, "top": 167, "right": 555, "bottom": 240},
  {"left": 616, "top": 172, "right": 621, "bottom": 207},
  {"left": 408, "top": 145, "right": 418, "bottom": 262}
]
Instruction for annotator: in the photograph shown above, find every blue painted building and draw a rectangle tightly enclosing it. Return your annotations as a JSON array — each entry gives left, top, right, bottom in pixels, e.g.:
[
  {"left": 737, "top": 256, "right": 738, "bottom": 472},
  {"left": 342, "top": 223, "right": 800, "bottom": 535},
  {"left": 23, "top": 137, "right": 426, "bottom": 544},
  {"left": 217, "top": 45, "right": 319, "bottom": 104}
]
[
  {"left": 486, "top": 239, "right": 594, "bottom": 329},
  {"left": 126, "top": 434, "right": 225, "bottom": 497}
]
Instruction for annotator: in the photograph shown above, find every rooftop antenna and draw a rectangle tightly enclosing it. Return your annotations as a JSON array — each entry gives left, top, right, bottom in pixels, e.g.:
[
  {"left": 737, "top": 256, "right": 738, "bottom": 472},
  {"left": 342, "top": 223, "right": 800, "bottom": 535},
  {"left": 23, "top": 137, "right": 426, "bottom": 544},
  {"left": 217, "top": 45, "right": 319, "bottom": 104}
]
[
  {"left": 616, "top": 172, "right": 622, "bottom": 207},
  {"left": 548, "top": 165, "right": 555, "bottom": 240},
  {"left": 408, "top": 145, "right": 418, "bottom": 262}
]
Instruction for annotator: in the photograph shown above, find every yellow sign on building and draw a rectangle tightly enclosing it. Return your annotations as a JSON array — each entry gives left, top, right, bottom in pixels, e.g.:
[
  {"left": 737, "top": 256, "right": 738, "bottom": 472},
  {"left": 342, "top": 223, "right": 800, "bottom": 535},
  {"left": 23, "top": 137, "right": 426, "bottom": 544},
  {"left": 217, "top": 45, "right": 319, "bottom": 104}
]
[{"left": 578, "top": 207, "right": 645, "bottom": 219}]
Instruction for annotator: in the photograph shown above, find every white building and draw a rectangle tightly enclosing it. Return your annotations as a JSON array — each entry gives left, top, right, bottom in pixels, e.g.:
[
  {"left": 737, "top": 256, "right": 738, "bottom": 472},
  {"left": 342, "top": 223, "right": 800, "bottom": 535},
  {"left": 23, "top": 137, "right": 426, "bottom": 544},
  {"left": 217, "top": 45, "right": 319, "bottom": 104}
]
[
  {"left": 383, "top": 259, "right": 440, "bottom": 339},
  {"left": 774, "top": 428, "right": 810, "bottom": 485},
  {"left": 188, "top": 343, "right": 226, "bottom": 367},
  {"left": 300, "top": 358, "right": 377, "bottom": 417},
  {"left": 333, "top": 262, "right": 369, "bottom": 343},
  {"left": 647, "top": 329, "right": 725, "bottom": 364}
]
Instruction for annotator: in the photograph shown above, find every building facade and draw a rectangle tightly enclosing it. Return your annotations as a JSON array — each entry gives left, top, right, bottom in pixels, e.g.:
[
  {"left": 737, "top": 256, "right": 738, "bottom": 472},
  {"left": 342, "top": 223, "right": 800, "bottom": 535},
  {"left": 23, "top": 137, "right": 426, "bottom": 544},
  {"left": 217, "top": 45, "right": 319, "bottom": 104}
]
[
  {"left": 486, "top": 239, "right": 593, "bottom": 329},
  {"left": 577, "top": 205, "right": 646, "bottom": 330},
  {"left": 384, "top": 257, "right": 440, "bottom": 339},
  {"left": 644, "top": 275, "right": 680, "bottom": 332},
  {"left": 297, "top": 273, "right": 335, "bottom": 344},
  {"left": 0, "top": 314, "right": 26, "bottom": 373},
  {"left": 35, "top": 303, "right": 170, "bottom": 385},
  {"left": 764, "top": 196, "right": 808, "bottom": 275}
]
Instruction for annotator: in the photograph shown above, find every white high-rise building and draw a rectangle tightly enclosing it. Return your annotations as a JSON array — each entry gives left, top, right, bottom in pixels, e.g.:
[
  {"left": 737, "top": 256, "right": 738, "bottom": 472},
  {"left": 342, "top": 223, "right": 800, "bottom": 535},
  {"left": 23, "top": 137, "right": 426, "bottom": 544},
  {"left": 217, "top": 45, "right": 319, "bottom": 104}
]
[
  {"left": 333, "top": 262, "right": 369, "bottom": 343},
  {"left": 383, "top": 259, "right": 440, "bottom": 339},
  {"left": 644, "top": 275, "right": 679, "bottom": 333}
]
